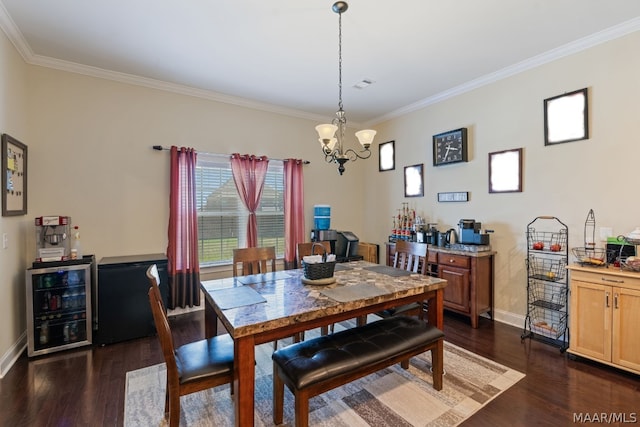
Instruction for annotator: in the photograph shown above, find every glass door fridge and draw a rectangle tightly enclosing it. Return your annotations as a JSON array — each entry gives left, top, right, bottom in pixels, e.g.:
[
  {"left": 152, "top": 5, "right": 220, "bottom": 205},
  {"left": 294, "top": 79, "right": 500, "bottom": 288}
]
[{"left": 26, "top": 262, "right": 93, "bottom": 357}]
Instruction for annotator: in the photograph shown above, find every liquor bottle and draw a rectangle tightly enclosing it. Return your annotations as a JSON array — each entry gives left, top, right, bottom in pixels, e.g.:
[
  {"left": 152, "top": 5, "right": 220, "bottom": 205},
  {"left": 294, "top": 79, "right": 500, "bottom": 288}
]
[{"left": 72, "top": 226, "right": 83, "bottom": 259}]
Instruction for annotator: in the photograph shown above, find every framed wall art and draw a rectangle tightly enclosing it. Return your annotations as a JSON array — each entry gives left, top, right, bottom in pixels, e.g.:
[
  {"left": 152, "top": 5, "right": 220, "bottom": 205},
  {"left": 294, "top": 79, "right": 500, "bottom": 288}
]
[
  {"left": 379, "top": 140, "right": 395, "bottom": 171},
  {"left": 404, "top": 163, "right": 423, "bottom": 197},
  {"left": 489, "top": 148, "right": 522, "bottom": 193},
  {"left": 2, "top": 133, "right": 28, "bottom": 216},
  {"left": 544, "top": 88, "right": 589, "bottom": 145}
]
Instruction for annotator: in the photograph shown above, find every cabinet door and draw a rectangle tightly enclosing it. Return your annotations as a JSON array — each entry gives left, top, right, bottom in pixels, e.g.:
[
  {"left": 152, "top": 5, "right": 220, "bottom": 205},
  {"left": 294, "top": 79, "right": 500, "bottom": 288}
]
[
  {"left": 439, "top": 265, "right": 470, "bottom": 313},
  {"left": 612, "top": 286, "right": 640, "bottom": 372},
  {"left": 569, "top": 280, "right": 611, "bottom": 362}
]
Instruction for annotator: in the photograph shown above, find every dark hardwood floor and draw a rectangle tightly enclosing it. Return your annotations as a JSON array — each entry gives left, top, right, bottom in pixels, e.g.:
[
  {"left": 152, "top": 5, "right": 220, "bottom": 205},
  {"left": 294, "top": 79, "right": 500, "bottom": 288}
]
[{"left": 1, "top": 310, "right": 639, "bottom": 426}]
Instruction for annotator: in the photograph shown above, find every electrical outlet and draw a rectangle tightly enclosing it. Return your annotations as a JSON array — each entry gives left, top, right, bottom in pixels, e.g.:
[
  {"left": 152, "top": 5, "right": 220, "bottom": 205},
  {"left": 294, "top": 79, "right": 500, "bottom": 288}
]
[
  {"left": 600, "top": 227, "right": 613, "bottom": 241},
  {"left": 2, "top": 233, "right": 8, "bottom": 249}
]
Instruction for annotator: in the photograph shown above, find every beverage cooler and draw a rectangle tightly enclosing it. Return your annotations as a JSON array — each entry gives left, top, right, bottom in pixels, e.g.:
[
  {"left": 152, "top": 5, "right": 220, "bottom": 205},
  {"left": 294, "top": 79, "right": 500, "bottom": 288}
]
[{"left": 26, "top": 258, "right": 94, "bottom": 357}]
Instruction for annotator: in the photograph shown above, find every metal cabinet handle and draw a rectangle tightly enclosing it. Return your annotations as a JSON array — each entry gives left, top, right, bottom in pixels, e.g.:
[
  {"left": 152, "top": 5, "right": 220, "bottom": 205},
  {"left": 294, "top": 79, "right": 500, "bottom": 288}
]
[
  {"left": 601, "top": 277, "right": 624, "bottom": 283},
  {"left": 605, "top": 291, "right": 610, "bottom": 308},
  {"left": 449, "top": 259, "right": 454, "bottom": 263},
  {"left": 614, "top": 293, "right": 619, "bottom": 309}
]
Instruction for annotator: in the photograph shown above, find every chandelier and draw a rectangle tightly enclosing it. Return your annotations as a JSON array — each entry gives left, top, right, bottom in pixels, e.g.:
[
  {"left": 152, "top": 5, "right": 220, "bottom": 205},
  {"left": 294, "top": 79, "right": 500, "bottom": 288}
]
[{"left": 315, "top": 1, "right": 376, "bottom": 175}]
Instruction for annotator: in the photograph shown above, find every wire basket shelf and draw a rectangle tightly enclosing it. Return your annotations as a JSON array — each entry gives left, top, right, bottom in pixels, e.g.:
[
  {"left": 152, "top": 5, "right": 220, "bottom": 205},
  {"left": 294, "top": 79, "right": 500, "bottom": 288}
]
[{"left": 527, "top": 255, "right": 567, "bottom": 282}]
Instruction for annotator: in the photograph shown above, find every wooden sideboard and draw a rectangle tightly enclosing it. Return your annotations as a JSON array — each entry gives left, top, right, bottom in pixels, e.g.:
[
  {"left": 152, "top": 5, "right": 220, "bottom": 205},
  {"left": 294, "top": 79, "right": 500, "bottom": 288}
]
[{"left": 386, "top": 242, "right": 495, "bottom": 328}]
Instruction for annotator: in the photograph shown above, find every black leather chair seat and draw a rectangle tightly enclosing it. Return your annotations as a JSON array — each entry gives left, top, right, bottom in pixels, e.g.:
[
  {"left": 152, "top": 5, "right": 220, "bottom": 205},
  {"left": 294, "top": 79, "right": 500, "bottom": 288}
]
[
  {"left": 272, "top": 316, "right": 444, "bottom": 389},
  {"left": 176, "top": 334, "right": 235, "bottom": 384}
]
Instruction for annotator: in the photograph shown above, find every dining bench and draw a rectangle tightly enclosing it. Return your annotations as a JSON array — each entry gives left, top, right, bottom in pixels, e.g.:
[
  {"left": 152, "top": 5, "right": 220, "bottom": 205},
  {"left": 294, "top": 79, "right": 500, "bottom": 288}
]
[{"left": 271, "top": 315, "right": 444, "bottom": 427}]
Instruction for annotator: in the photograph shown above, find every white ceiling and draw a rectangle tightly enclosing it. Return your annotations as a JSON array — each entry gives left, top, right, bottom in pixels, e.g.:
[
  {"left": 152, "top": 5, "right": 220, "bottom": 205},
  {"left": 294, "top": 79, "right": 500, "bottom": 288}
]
[{"left": 1, "top": 1, "right": 640, "bottom": 125}]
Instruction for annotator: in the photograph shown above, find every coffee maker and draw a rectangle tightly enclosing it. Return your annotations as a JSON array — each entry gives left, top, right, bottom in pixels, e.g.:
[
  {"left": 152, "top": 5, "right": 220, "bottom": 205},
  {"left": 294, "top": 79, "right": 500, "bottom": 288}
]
[
  {"left": 458, "top": 219, "right": 490, "bottom": 245},
  {"left": 424, "top": 223, "right": 439, "bottom": 245}
]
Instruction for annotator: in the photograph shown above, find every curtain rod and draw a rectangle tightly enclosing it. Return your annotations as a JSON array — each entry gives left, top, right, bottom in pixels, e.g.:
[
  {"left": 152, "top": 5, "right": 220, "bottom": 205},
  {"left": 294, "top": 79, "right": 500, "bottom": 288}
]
[{"left": 152, "top": 145, "right": 310, "bottom": 164}]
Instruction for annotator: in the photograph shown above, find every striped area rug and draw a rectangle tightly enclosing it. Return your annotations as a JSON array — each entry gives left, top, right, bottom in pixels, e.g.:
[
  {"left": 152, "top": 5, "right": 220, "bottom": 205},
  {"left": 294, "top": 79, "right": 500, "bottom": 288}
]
[{"left": 125, "top": 323, "right": 524, "bottom": 426}]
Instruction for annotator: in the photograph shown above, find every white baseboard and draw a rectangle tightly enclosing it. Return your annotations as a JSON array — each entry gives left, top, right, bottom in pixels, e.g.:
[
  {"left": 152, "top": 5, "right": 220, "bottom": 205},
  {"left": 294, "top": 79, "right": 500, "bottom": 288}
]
[
  {"left": 492, "top": 308, "right": 526, "bottom": 330},
  {"left": 1, "top": 331, "right": 27, "bottom": 379}
]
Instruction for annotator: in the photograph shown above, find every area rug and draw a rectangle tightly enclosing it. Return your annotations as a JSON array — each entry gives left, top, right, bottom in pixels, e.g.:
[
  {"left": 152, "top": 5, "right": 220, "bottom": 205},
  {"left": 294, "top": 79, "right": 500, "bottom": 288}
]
[{"left": 125, "top": 325, "right": 524, "bottom": 426}]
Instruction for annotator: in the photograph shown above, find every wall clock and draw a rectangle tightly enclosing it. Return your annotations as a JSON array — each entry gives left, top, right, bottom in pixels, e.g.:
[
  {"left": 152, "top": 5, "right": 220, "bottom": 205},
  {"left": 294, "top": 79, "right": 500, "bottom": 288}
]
[{"left": 432, "top": 128, "right": 468, "bottom": 166}]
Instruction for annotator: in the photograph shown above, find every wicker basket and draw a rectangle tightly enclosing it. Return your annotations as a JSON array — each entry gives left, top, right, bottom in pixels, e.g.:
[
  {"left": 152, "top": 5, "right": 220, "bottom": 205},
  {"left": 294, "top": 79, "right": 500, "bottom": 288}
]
[{"left": 302, "top": 243, "right": 336, "bottom": 280}]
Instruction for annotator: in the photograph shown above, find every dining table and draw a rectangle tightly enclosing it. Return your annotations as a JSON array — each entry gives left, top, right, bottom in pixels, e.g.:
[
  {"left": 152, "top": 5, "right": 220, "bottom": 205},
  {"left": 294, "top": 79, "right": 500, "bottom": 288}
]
[{"left": 201, "top": 260, "right": 448, "bottom": 427}]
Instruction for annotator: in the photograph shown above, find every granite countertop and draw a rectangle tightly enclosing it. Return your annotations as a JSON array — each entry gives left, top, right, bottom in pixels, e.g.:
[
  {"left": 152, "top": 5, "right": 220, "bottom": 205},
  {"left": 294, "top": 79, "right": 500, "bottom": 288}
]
[
  {"left": 201, "top": 261, "right": 447, "bottom": 338},
  {"left": 386, "top": 241, "right": 495, "bottom": 257}
]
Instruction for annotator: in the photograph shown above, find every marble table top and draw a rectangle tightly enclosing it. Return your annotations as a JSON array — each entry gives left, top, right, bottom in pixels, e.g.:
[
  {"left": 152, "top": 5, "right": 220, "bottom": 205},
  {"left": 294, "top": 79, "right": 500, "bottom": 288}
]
[{"left": 201, "top": 261, "right": 447, "bottom": 338}]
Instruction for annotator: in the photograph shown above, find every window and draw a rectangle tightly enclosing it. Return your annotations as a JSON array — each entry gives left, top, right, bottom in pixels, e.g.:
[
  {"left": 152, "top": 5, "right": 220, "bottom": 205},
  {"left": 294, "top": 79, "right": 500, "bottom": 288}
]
[{"left": 195, "top": 154, "right": 285, "bottom": 266}]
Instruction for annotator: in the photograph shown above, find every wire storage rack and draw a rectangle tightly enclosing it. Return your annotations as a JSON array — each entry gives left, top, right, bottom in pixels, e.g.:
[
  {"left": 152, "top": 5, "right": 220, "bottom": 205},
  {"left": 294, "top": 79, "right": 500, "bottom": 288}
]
[{"left": 522, "top": 216, "right": 569, "bottom": 351}]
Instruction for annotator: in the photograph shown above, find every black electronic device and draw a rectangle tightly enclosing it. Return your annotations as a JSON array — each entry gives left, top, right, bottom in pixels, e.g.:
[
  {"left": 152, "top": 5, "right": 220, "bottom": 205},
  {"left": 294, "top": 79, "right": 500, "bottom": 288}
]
[{"left": 335, "top": 231, "right": 360, "bottom": 261}]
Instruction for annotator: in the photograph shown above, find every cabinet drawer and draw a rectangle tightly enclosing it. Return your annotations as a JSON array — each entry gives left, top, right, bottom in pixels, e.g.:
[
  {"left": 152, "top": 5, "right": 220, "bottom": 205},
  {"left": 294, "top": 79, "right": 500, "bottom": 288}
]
[
  {"left": 427, "top": 251, "right": 437, "bottom": 264},
  {"left": 571, "top": 269, "right": 640, "bottom": 290},
  {"left": 438, "top": 253, "right": 470, "bottom": 269}
]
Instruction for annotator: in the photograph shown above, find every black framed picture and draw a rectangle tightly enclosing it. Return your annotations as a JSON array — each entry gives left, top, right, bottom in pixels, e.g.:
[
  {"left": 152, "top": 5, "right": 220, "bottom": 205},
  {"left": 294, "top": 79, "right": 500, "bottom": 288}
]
[
  {"left": 489, "top": 148, "right": 522, "bottom": 193},
  {"left": 544, "top": 88, "right": 589, "bottom": 145},
  {"left": 2, "top": 133, "right": 28, "bottom": 216},
  {"left": 379, "top": 140, "right": 395, "bottom": 171},
  {"left": 404, "top": 163, "right": 423, "bottom": 197}
]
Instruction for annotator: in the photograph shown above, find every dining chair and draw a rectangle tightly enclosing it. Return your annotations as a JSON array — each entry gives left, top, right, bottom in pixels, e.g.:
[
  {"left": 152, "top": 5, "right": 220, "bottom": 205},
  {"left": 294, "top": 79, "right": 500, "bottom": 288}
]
[
  {"left": 146, "top": 264, "right": 235, "bottom": 427},
  {"left": 375, "top": 240, "right": 426, "bottom": 319},
  {"left": 232, "top": 246, "right": 277, "bottom": 276},
  {"left": 232, "top": 246, "right": 302, "bottom": 347},
  {"left": 297, "top": 241, "right": 336, "bottom": 335}
]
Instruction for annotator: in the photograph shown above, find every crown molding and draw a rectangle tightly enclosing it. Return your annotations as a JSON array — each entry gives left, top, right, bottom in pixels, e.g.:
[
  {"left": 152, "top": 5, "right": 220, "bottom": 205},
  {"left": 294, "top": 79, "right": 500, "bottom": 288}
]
[{"left": 368, "top": 17, "right": 640, "bottom": 127}]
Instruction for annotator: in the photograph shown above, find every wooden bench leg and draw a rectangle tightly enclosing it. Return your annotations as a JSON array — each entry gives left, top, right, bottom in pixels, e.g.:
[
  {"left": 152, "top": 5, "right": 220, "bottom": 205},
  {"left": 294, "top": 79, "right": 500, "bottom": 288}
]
[
  {"left": 295, "top": 389, "right": 311, "bottom": 427},
  {"left": 400, "top": 359, "right": 410, "bottom": 369},
  {"left": 432, "top": 340, "right": 444, "bottom": 391},
  {"left": 273, "top": 364, "right": 284, "bottom": 425}
]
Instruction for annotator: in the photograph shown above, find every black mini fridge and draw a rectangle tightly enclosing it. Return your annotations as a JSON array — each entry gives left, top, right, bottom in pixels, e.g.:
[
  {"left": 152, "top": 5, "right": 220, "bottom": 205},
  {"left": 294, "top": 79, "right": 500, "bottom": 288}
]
[{"left": 96, "top": 253, "right": 169, "bottom": 345}]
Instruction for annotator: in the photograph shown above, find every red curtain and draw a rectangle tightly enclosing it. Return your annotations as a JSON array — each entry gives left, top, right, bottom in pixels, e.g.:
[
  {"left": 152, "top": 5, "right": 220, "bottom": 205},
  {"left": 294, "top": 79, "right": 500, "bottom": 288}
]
[
  {"left": 230, "top": 154, "right": 269, "bottom": 247},
  {"left": 284, "top": 159, "right": 305, "bottom": 269},
  {"left": 167, "top": 146, "right": 200, "bottom": 309}
]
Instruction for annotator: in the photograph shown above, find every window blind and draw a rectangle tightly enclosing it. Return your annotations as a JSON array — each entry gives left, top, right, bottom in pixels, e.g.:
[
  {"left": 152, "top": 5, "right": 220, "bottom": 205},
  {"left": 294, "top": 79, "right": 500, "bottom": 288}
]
[{"left": 195, "top": 154, "right": 285, "bottom": 266}]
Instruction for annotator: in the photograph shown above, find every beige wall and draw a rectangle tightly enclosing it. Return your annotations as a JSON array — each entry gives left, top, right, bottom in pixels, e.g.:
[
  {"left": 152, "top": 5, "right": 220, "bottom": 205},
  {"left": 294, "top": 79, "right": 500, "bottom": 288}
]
[
  {"left": 0, "top": 29, "right": 30, "bottom": 375},
  {"left": 363, "top": 31, "right": 640, "bottom": 325}
]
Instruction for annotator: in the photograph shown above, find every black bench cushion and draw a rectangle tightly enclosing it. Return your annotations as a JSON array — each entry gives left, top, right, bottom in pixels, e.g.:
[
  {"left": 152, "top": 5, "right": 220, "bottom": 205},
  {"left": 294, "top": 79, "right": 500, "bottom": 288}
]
[
  {"left": 272, "top": 316, "right": 444, "bottom": 389},
  {"left": 175, "top": 334, "right": 234, "bottom": 384}
]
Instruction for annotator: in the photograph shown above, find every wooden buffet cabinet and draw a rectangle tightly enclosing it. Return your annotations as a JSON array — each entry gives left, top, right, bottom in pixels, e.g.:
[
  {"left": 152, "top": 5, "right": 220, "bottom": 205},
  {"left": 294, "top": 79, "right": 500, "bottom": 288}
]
[
  {"left": 386, "top": 243, "right": 495, "bottom": 328},
  {"left": 567, "top": 265, "right": 640, "bottom": 375}
]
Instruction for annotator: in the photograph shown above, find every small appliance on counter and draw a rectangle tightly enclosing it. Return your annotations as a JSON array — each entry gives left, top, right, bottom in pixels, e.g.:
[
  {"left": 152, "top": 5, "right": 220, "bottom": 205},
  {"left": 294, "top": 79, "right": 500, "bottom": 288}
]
[
  {"left": 311, "top": 229, "right": 338, "bottom": 254},
  {"left": 335, "top": 231, "right": 361, "bottom": 262},
  {"left": 35, "top": 216, "right": 72, "bottom": 262},
  {"left": 458, "top": 219, "right": 491, "bottom": 245}
]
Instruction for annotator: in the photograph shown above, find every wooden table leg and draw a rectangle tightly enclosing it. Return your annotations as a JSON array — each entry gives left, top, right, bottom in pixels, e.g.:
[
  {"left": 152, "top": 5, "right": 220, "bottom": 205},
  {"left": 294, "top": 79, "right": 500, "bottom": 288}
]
[
  {"left": 203, "top": 298, "right": 218, "bottom": 338},
  {"left": 234, "top": 335, "right": 255, "bottom": 427},
  {"left": 427, "top": 289, "right": 444, "bottom": 330}
]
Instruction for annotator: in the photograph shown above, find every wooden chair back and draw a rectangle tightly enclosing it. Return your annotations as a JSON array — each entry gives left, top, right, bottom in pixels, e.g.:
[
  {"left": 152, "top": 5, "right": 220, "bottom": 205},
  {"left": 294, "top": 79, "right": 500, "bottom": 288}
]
[
  {"left": 146, "top": 263, "right": 235, "bottom": 426},
  {"left": 393, "top": 241, "right": 427, "bottom": 274},
  {"left": 297, "top": 241, "right": 332, "bottom": 268},
  {"left": 147, "top": 266, "right": 179, "bottom": 389},
  {"left": 232, "top": 246, "right": 277, "bottom": 276}
]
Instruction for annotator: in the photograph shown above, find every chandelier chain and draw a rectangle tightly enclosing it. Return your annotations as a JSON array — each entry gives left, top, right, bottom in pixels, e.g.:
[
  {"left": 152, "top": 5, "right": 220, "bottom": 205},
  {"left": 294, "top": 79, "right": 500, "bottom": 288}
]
[{"left": 337, "top": 10, "right": 343, "bottom": 112}]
